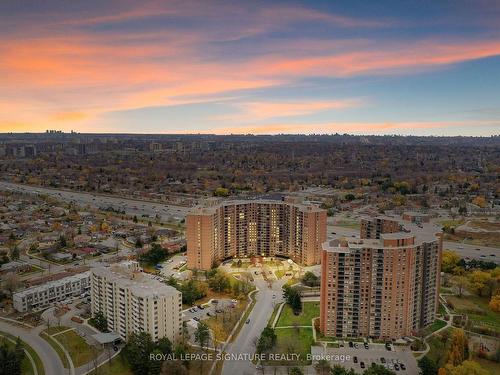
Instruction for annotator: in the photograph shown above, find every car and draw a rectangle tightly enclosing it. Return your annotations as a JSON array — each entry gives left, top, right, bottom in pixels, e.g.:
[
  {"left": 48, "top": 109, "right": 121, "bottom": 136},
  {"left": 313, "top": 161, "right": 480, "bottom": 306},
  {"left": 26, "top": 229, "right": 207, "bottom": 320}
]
[
  {"left": 211, "top": 300, "right": 218, "bottom": 304},
  {"left": 216, "top": 309, "right": 223, "bottom": 313},
  {"left": 475, "top": 248, "right": 480, "bottom": 251},
  {"left": 246, "top": 319, "right": 250, "bottom": 324},
  {"left": 231, "top": 299, "right": 238, "bottom": 304},
  {"left": 193, "top": 317, "right": 200, "bottom": 321},
  {"left": 197, "top": 305, "right": 204, "bottom": 310},
  {"left": 207, "top": 312, "right": 212, "bottom": 317},
  {"left": 385, "top": 343, "right": 392, "bottom": 351},
  {"left": 268, "top": 271, "right": 272, "bottom": 275},
  {"left": 364, "top": 342, "right": 369, "bottom": 349},
  {"left": 400, "top": 364, "right": 406, "bottom": 370},
  {"left": 394, "top": 364, "right": 400, "bottom": 371},
  {"left": 481, "top": 255, "right": 486, "bottom": 258},
  {"left": 112, "top": 345, "right": 118, "bottom": 352},
  {"left": 491, "top": 254, "right": 496, "bottom": 257},
  {"left": 348, "top": 341, "right": 354, "bottom": 348},
  {"left": 380, "top": 357, "right": 386, "bottom": 363},
  {"left": 272, "top": 295, "right": 276, "bottom": 299},
  {"left": 360, "top": 362, "right": 365, "bottom": 369},
  {"left": 353, "top": 356, "right": 358, "bottom": 363}
]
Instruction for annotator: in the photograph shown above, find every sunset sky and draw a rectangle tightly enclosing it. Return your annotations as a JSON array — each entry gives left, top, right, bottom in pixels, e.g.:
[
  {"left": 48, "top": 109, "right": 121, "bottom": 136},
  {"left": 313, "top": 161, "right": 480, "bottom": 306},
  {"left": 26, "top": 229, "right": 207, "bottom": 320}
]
[{"left": 1, "top": 0, "right": 500, "bottom": 135}]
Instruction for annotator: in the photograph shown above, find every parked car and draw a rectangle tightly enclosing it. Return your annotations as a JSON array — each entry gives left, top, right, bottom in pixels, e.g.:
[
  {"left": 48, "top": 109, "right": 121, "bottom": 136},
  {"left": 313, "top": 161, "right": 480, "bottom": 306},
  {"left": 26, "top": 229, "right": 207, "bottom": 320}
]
[
  {"left": 246, "top": 319, "right": 250, "bottom": 324},
  {"left": 360, "top": 362, "right": 365, "bottom": 369},
  {"left": 353, "top": 356, "right": 358, "bottom": 363}
]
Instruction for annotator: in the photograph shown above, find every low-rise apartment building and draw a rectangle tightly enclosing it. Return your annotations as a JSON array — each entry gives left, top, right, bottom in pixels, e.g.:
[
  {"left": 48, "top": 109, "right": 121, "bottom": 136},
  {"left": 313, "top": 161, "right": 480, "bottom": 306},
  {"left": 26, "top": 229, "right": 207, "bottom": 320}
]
[
  {"left": 13, "top": 271, "right": 90, "bottom": 312},
  {"left": 91, "top": 261, "right": 182, "bottom": 342},
  {"left": 320, "top": 216, "right": 442, "bottom": 339}
]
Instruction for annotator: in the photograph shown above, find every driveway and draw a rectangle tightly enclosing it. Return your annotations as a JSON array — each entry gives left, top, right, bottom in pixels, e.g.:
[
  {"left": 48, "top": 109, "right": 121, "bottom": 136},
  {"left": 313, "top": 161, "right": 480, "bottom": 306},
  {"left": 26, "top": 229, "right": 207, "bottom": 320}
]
[{"left": 222, "top": 276, "right": 286, "bottom": 375}]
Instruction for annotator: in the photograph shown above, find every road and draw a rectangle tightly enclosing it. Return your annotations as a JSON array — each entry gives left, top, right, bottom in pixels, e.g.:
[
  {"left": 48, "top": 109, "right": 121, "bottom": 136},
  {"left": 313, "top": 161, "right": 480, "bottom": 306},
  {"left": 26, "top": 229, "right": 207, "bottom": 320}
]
[
  {"left": 222, "top": 276, "right": 286, "bottom": 375},
  {"left": 0, "top": 180, "right": 190, "bottom": 221},
  {"left": 0, "top": 319, "right": 65, "bottom": 375}
]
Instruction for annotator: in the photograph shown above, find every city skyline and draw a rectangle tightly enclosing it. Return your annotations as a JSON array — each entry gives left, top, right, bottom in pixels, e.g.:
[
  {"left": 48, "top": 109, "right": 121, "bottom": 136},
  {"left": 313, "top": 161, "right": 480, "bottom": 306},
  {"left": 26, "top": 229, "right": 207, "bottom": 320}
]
[{"left": 1, "top": 0, "right": 500, "bottom": 136}]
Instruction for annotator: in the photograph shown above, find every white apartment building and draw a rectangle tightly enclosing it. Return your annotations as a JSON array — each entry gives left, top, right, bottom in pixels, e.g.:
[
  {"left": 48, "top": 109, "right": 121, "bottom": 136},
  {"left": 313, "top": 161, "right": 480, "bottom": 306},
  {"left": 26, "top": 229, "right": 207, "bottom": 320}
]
[
  {"left": 13, "top": 272, "right": 91, "bottom": 312},
  {"left": 91, "top": 261, "right": 182, "bottom": 342}
]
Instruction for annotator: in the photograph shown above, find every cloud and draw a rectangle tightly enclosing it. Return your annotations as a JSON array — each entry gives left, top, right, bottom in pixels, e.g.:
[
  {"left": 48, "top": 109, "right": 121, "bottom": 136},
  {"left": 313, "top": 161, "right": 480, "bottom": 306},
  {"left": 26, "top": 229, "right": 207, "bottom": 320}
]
[{"left": 215, "top": 99, "right": 362, "bottom": 122}]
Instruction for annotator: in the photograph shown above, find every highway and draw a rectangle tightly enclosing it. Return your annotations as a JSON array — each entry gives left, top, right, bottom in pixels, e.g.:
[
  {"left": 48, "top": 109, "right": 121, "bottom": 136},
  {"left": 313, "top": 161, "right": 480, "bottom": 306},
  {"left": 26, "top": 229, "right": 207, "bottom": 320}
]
[
  {"left": 328, "top": 222, "right": 499, "bottom": 263},
  {"left": 0, "top": 180, "right": 190, "bottom": 221}
]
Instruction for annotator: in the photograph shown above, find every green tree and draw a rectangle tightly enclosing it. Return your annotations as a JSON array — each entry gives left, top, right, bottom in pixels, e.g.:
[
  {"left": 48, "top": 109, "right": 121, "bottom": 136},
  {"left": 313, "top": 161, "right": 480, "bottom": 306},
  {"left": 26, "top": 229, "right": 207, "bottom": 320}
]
[
  {"left": 90, "top": 311, "right": 108, "bottom": 332},
  {"left": 207, "top": 270, "right": 230, "bottom": 293},
  {"left": 256, "top": 327, "right": 277, "bottom": 354},
  {"left": 194, "top": 322, "right": 210, "bottom": 349},
  {"left": 302, "top": 271, "right": 320, "bottom": 287},
  {"left": 123, "top": 332, "right": 156, "bottom": 375},
  {"left": 289, "top": 367, "right": 303, "bottom": 375},
  {"left": 362, "top": 363, "right": 396, "bottom": 375},
  {"left": 157, "top": 337, "right": 172, "bottom": 355},
  {"left": 10, "top": 246, "right": 19, "bottom": 260},
  {"left": 418, "top": 356, "right": 438, "bottom": 375}
]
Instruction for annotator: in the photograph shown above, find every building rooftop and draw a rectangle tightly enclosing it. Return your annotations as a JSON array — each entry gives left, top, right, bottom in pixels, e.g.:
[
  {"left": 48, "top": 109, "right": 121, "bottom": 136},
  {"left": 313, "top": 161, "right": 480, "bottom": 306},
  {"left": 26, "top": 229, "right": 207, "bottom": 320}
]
[
  {"left": 92, "top": 262, "right": 179, "bottom": 298},
  {"left": 189, "top": 198, "right": 324, "bottom": 215}
]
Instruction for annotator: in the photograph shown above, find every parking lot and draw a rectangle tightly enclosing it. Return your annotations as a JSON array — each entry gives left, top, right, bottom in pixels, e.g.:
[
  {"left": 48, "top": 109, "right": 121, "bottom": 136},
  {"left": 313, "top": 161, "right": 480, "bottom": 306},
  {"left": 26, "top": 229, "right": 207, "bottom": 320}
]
[
  {"left": 182, "top": 298, "right": 238, "bottom": 323},
  {"left": 160, "top": 254, "right": 187, "bottom": 278},
  {"left": 311, "top": 344, "right": 419, "bottom": 374}
]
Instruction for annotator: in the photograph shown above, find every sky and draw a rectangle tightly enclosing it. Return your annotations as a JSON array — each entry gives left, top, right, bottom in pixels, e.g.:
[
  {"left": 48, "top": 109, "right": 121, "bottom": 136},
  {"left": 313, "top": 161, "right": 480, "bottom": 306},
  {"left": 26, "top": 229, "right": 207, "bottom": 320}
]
[{"left": 1, "top": 0, "right": 500, "bottom": 136}]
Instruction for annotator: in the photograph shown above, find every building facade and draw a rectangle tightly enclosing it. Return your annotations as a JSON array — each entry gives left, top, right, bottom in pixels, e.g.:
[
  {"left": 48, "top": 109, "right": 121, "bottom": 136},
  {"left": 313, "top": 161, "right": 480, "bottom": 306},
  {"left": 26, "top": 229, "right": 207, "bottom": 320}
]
[
  {"left": 91, "top": 261, "right": 182, "bottom": 342},
  {"left": 13, "top": 271, "right": 90, "bottom": 312},
  {"left": 186, "top": 199, "right": 327, "bottom": 270},
  {"left": 320, "top": 216, "right": 442, "bottom": 339}
]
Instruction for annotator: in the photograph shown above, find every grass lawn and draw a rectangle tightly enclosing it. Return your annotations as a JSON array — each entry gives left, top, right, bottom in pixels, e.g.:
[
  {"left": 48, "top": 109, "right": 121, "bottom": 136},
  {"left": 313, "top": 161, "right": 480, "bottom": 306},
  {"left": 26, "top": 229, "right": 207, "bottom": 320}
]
[
  {"left": 276, "top": 302, "right": 320, "bottom": 327},
  {"left": 265, "top": 327, "right": 314, "bottom": 365},
  {"left": 476, "top": 358, "right": 500, "bottom": 375},
  {"left": 438, "top": 302, "right": 447, "bottom": 316},
  {"left": 334, "top": 220, "right": 360, "bottom": 230},
  {"left": 420, "top": 319, "right": 447, "bottom": 336},
  {"left": 57, "top": 330, "right": 100, "bottom": 367},
  {"left": 45, "top": 325, "right": 71, "bottom": 335},
  {"left": 0, "top": 332, "right": 44, "bottom": 375},
  {"left": 275, "top": 269, "right": 286, "bottom": 279},
  {"left": 89, "top": 356, "right": 133, "bottom": 375},
  {"left": 446, "top": 295, "right": 500, "bottom": 332}
]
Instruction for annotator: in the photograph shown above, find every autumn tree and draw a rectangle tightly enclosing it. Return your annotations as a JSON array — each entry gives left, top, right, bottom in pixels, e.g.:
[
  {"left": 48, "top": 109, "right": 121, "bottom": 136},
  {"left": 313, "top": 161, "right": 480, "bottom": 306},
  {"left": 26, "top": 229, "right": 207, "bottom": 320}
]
[
  {"left": 489, "top": 294, "right": 500, "bottom": 312},
  {"left": 441, "top": 251, "right": 461, "bottom": 274},
  {"left": 444, "top": 360, "right": 488, "bottom": 375},
  {"left": 446, "top": 329, "right": 469, "bottom": 366}
]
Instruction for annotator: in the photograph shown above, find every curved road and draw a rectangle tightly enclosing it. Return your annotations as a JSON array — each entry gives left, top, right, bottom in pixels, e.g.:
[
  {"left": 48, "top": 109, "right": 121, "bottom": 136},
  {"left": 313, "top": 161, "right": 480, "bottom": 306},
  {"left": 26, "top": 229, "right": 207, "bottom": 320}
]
[{"left": 0, "top": 320, "right": 65, "bottom": 375}]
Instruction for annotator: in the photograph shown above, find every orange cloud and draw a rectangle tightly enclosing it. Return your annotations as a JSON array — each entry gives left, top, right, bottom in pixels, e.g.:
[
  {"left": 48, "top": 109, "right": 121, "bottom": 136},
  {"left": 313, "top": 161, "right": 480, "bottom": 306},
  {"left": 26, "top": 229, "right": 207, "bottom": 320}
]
[{"left": 215, "top": 99, "right": 361, "bottom": 122}]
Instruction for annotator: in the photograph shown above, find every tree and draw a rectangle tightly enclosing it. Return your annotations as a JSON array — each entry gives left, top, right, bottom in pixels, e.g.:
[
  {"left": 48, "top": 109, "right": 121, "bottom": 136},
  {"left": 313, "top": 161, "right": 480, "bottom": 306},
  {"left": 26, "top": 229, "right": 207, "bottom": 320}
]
[
  {"left": 442, "top": 251, "right": 461, "bottom": 274},
  {"left": 90, "top": 311, "right": 108, "bottom": 332},
  {"left": 59, "top": 235, "right": 67, "bottom": 248},
  {"left": 122, "top": 332, "right": 156, "bottom": 375},
  {"left": 446, "top": 329, "right": 469, "bottom": 366},
  {"left": 140, "top": 243, "right": 167, "bottom": 265},
  {"left": 489, "top": 294, "right": 500, "bottom": 312},
  {"left": 289, "top": 367, "right": 303, "bottom": 375},
  {"left": 0, "top": 337, "right": 24, "bottom": 375},
  {"left": 302, "top": 271, "right": 320, "bottom": 287},
  {"left": 207, "top": 270, "right": 230, "bottom": 293},
  {"left": 3, "top": 272, "right": 21, "bottom": 295},
  {"left": 451, "top": 275, "right": 469, "bottom": 297},
  {"left": 468, "top": 270, "right": 491, "bottom": 297},
  {"left": 419, "top": 356, "right": 438, "bottom": 375},
  {"left": 445, "top": 360, "right": 488, "bottom": 375},
  {"left": 362, "top": 363, "right": 396, "bottom": 375},
  {"left": 157, "top": 337, "right": 172, "bottom": 355},
  {"left": 283, "top": 285, "right": 302, "bottom": 314},
  {"left": 194, "top": 322, "right": 210, "bottom": 349},
  {"left": 256, "top": 327, "right": 277, "bottom": 354},
  {"left": 471, "top": 196, "right": 487, "bottom": 208},
  {"left": 314, "top": 359, "right": 331, "bottom": 375},
  {"left": 213, "top": 187, "right": 229, "bottom": 197}
]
